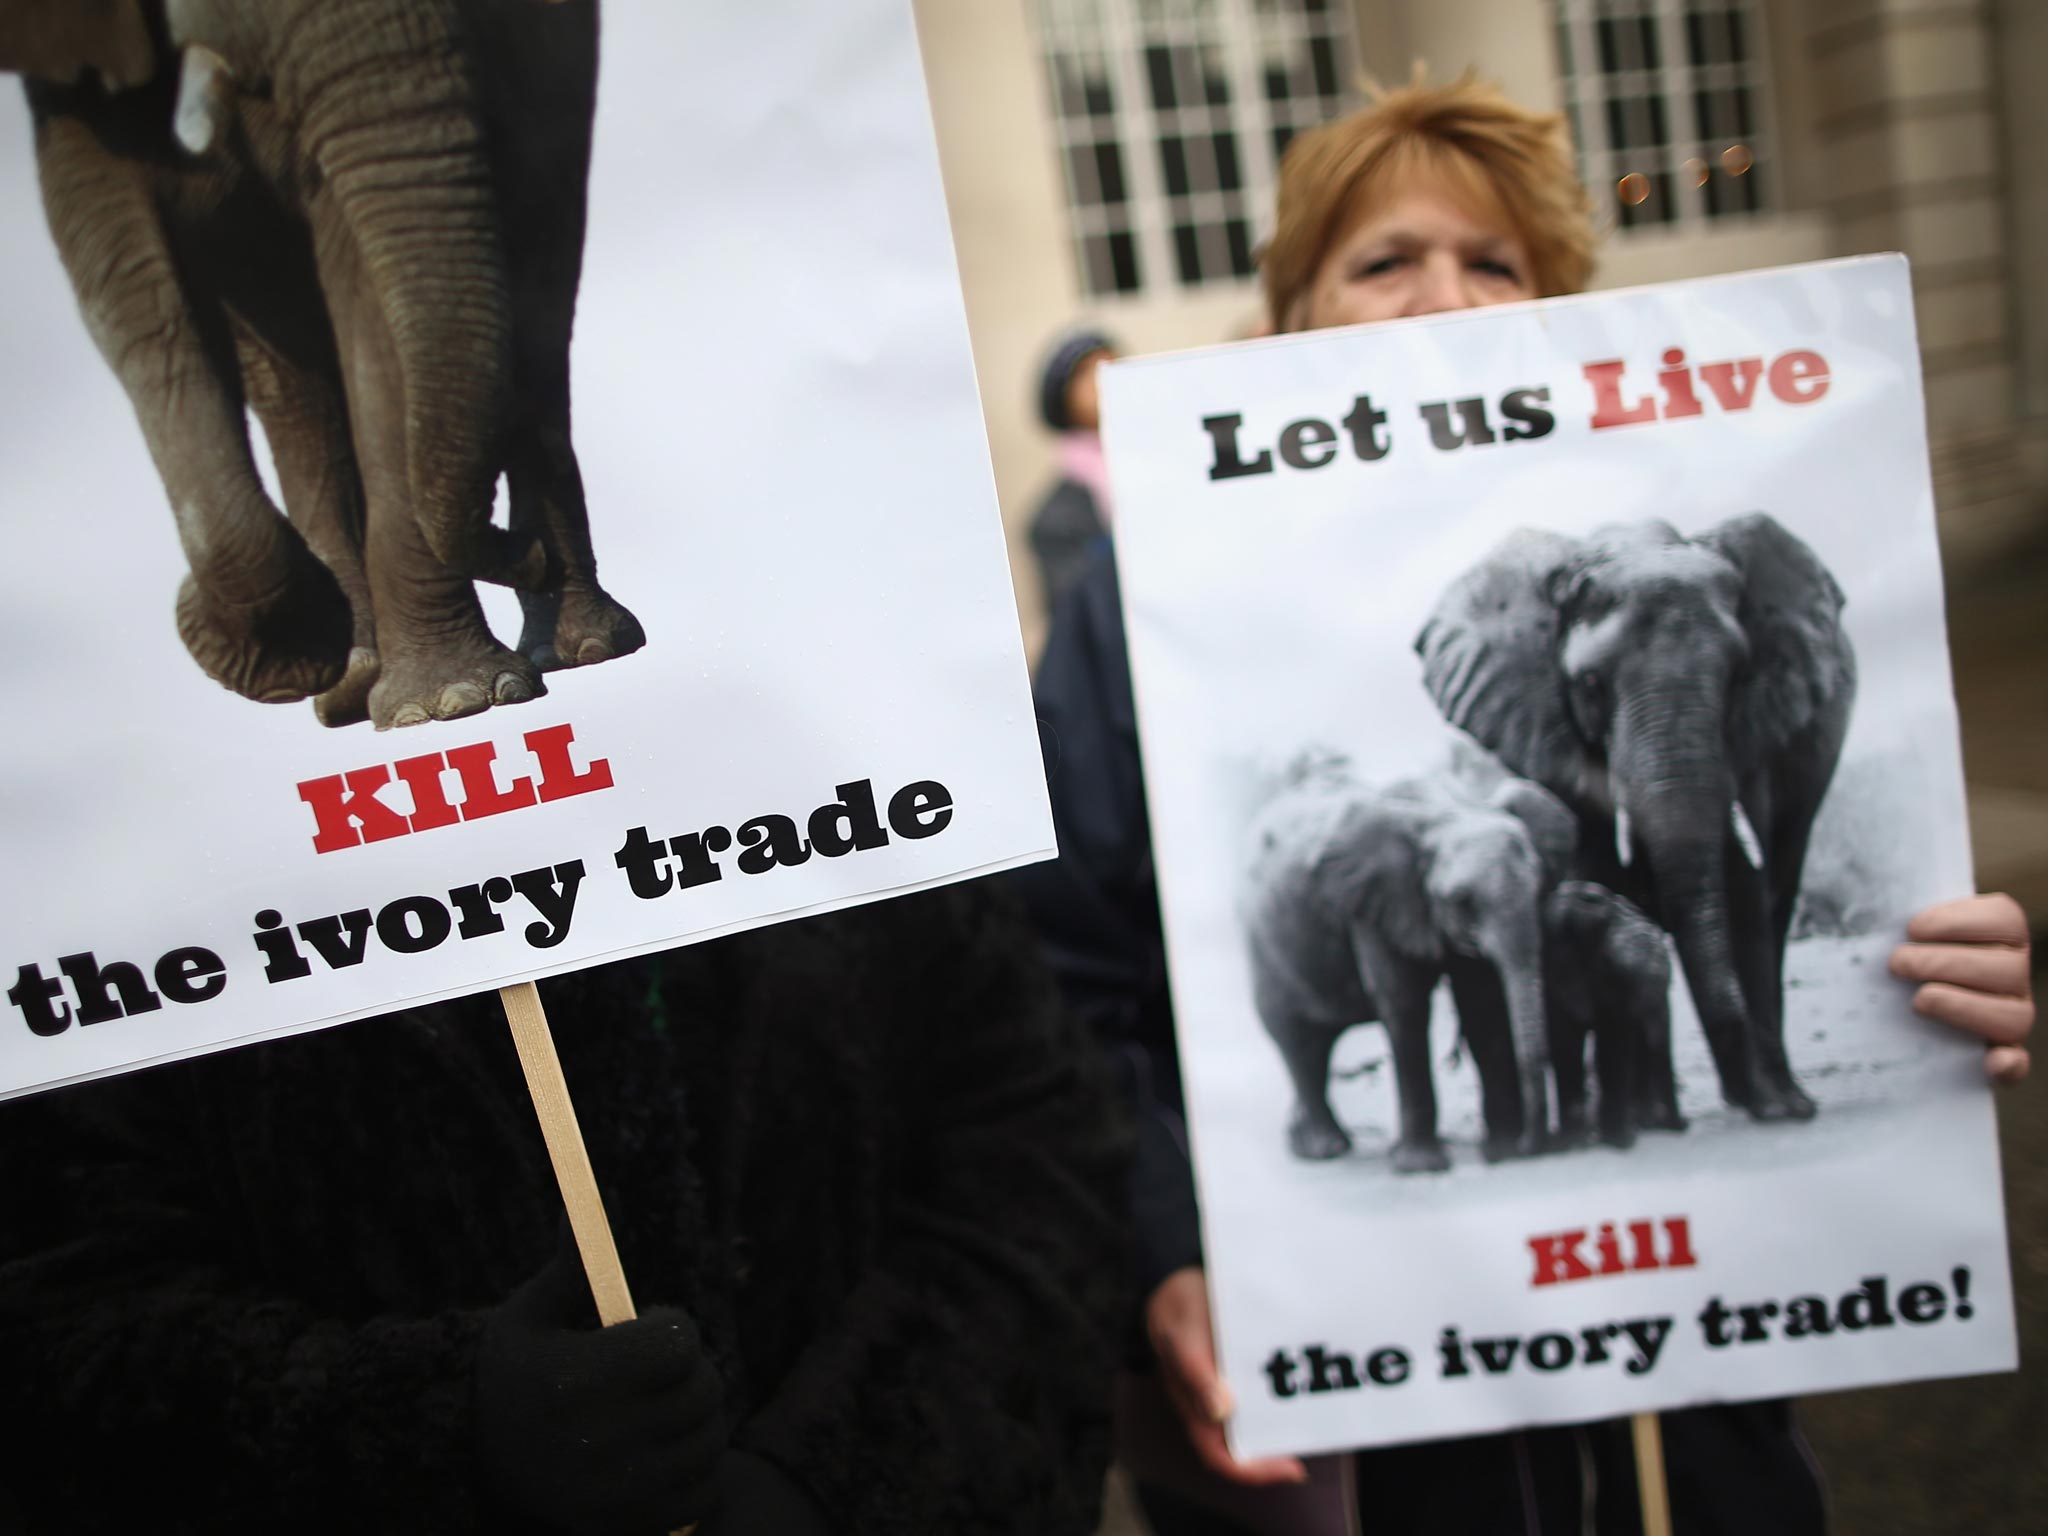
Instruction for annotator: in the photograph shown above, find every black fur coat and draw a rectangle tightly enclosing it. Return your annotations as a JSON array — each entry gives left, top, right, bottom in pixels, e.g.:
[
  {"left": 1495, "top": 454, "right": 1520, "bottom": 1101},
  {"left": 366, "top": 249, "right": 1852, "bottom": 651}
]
[{"left": 0, "top": 883, "right": 1130, "bottom": 1534}]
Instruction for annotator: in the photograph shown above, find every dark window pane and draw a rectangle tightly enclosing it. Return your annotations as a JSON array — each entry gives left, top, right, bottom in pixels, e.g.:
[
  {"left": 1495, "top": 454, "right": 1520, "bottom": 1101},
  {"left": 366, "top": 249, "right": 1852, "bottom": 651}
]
[
  {"left": 1083, "top": 235, "right": 1116, "bottom": 295},
  {"left": 1706, "top": 164, "right": 1725, "bottom": 217},
  {"left": 1265, "top": 64, "right": 1290, "bottom": 101},
  {"left": 1146, "top": 45, "right": 1176, "bottom": 110},
  {"left": 1160, "top": 135, "right": 1189, "bottom": 196},
  {"left": 1597, "top": 17, "right": 1618, "bottom": 74},
  {"left": 1110, "top": 230, "right": 1141, "bottom": 293},
  {"left": 1174, "top": 223, "right": 1202, "bottom": 284},
  {"left": 1649, "top": 94, "right": 1668, "bottom": 145},
  {"left": 1655, "top": 171, "right": 1675, "bottom": 221},
  {"left": 1227, "top": 217, "right": 1254, "bottom": 276},
  {"left": 1734, "top": 86, "right": 1753, "bottom": 136},
  {"left": 1096, "top": 141, "right": 1127, "bottom": 204},
  {"left": 1084, "top": 68, "right": 1114, "bottom": 116},
  {"left": 1693, "top": 86, "right": 1714, "bottom": 140},
  {"left": 1214, "top": 131, "right": 1242, "bottom": 191},
  {"left": 1728, "top": 8, "right": 1748, "bottom": 62},
  {"left": 1738, "top": 160, "right": 1762, "bottom": 212},
  {"left": 1067, "top": 143, "right": 1100, "bottom": 205},
  {"left": 1306, "top": 0, "right": 1330, "bottom": 14},
  {"left": 1311, "top": 36, "right": 1339, "bottom": 96},
  {"left": 1204, "top": 60, "right": 1230, "bottom": 106},
  {"left": 1272, "top": 123, "right": 1295, "bottom": 161},
  {"left": 1685, "top": 10, "right": 1707, "bottom": 66},
  {"left": 1640, "top": 17, "right": 1661, "bottom": 70},
  {"left": 1606, "top": 97, "right": 1628, "bottom": 149}
]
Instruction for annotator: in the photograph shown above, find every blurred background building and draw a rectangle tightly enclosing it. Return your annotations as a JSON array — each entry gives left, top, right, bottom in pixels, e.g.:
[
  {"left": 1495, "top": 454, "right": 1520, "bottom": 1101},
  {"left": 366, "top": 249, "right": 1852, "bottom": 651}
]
[{"left": 912, "top": 0, "right": 2048, "bottom": 650}]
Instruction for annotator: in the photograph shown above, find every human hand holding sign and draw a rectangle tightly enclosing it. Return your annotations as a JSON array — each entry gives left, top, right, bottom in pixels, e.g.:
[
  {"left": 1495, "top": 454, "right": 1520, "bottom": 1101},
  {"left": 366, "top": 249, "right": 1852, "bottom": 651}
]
[
  {"left": 1146, "top": 1265, "right": 1309, "bottom": 1487},
  {"left": 1891, "top": 894, "right": 2034, "bottom": 1083}
]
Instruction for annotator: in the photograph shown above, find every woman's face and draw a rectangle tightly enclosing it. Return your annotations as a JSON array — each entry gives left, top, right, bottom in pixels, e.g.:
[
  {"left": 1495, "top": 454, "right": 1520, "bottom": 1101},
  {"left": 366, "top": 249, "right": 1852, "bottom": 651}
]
[{"left": 1296, "top": 186, "right": 1536, "bottom": 331}]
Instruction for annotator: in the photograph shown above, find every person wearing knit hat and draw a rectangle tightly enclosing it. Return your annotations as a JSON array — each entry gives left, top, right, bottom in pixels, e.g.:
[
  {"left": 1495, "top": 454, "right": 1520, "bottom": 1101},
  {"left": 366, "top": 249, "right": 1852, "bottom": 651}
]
[{"left": 1030, "top": 327, "right": 1120, "bottom": 612}]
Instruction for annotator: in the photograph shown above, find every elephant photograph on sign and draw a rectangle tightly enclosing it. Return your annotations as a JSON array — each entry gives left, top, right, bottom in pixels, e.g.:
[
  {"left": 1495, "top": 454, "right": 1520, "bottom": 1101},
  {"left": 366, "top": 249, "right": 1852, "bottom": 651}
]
[
  {"left": 2, "top": 0, "right": 644, "bottom": 730},
  {"left": 1238, "top": 751, "right": 1683, "bottom": 1175},
  {"left": 1416, "top": 513, "right": 1857, "bottom": 1126}
]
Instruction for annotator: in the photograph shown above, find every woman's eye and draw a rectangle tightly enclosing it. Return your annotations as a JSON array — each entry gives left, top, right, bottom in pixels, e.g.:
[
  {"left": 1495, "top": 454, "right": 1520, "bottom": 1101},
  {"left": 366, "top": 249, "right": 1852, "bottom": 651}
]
[
  {"left": 1356, "top": 255, "right": 1404, "bottom": 278},
  {"left": 1473, "top": 258, "right": 1521, "bottom": 281}
]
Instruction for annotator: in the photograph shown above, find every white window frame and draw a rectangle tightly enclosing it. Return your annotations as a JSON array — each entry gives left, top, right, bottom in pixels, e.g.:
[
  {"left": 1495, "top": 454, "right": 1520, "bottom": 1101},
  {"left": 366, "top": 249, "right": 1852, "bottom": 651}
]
[
  {"left": 1035, "top": 0, "right": 1361, "bottom": 299},
  {"left": 1552, "top": 0, "right": 1780, "bottom": 233}
]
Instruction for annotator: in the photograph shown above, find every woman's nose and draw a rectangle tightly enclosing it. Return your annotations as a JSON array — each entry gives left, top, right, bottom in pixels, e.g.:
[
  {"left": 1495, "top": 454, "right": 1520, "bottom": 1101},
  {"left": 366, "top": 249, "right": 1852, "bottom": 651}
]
[{"left": 1405, "top": 254, "right": 1475, "bottom": 317}]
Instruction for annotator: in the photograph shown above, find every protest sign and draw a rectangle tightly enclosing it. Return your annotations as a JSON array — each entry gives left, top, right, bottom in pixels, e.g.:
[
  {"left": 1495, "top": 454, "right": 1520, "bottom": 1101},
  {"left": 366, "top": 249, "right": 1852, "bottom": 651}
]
[
  {"left": 0, "top": 1, "right": 1051, "bottom": 1103},
  {"left": 1100, "top": 256, "right": 2016, "bottom": 1460}
]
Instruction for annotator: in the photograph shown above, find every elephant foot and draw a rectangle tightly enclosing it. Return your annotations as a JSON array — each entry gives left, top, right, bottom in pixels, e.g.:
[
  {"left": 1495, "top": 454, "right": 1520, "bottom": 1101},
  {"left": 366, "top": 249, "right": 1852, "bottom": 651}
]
[
  {"left": 313, "top": 647, "right": 381, "bottom": 729},
  {"left": 1480, "top": 1131, "right": 1545, "bottom": 1164},
  {"left": 1742, "top": 1077, "right": 1818, "bottom": 1123},
  {"left": 369, "top": 639, "right": 544, "bottom": 730},
  {"left": 1548, "top": 1111, "right": 1597, "bottom": 1152},
  {"left": 520, "top": 582, "right": 646, "bottom": 672},
  {"left": 176, "top": 562, "right": 352, "bottom": 705},
  {"left": 1287, "top": 1110, "right": 1352, "bottom": 1162},
  {"left": 1392, "top": 1138, "right": 1451, "bottom": 1174},
  {"left": 1596, "top": 1114, "right": 1638, "bottom": 1151},
  {"left": 1637, "top": 1100, "right": 1689, "bottom": 1134}
]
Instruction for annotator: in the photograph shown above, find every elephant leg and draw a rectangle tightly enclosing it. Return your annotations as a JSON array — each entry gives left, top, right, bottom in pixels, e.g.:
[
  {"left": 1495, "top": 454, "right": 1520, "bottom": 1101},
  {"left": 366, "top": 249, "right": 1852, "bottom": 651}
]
[
  {"left": 313, "top": 235, "right": 543, "bottom": 730},
  {"left": 1545, "top": 992, "right": 1596, "bottom": 1148},
  {"left": 229, "top": 292, "right": 379, "bottom": 728},
  {"left": 1450, "top": 960, "right": 1540, "bottom": 1159},
  {"left": 1726, "top": 820, "right": 1814, "bottom": 1121},
  {"left": 1262, "top": 1011, "right": 1352, "bottom": 1162},
  {"left": 32, "top": 107, "right": 350, "bottom": 704},
  {"left": 467, "top": 0, "right": 642, "bottom": 674}
]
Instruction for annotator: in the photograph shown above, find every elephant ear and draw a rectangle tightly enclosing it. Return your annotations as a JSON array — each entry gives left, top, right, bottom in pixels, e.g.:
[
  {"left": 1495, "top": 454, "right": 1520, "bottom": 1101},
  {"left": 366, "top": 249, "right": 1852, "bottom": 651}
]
[
  {"left": 1488, "top": 776, "right": 1578, "bottom": 883},
  {"left": 0, "top": 0, "right": 154, "bottom": 87},
  {"left": 1315, "top": 799, "right": 1442, "bottom": 965},
  {"left": 1694, "top": 513, "right": 1855, "bottom": 767},
  {"left": 1415, "top": 528, "right": 1599, "bottom": 805}
]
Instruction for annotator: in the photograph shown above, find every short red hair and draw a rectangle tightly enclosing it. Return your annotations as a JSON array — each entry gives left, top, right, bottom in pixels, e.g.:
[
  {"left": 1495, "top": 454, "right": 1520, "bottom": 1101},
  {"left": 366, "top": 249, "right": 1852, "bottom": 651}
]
[{"left": 1263, "top": 72, "right": 1598, "bottom": 331}]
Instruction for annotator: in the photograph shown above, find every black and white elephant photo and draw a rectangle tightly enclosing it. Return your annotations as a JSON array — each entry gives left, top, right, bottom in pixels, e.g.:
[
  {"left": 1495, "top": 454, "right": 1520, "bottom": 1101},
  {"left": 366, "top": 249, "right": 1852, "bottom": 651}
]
[
  {"left": 1238, "top": 752, "right": 1682, "bottom": 1174},
  {"left": 1416, "top": 513, "right": 1856, "bottom": 1124},
  {"left": 2, "top": 0, "right": 643, "bottom": 729}
]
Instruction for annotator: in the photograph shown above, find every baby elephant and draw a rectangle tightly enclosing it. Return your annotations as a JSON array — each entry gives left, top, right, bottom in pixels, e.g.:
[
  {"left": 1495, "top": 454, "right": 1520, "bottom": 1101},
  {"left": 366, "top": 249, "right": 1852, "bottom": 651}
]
[
  {"left": 1542, "top": 881, "right": 1686, "bottom": 1149},
  {"left": 1240, "top": 756, "right": 1575, "bottom": 1172}
]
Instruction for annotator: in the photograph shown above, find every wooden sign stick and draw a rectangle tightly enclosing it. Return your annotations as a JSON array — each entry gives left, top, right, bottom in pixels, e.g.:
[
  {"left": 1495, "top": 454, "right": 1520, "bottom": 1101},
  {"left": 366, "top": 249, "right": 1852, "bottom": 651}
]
[
  {"left": 500, "top": 980, "right": 697, "bottom": 1536},
  {"left": 1631, "top": 1411, "right": 1673, "bottom": 1536}
]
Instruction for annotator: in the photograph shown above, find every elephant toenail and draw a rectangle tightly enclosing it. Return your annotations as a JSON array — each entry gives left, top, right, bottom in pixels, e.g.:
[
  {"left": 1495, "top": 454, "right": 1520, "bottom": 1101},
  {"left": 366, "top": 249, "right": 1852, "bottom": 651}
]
[
  {"left": 494, "top": 672, "right": 538, "bottom": 703},
  {"left": 575, "top": 638, "right": 614, "bottom": 666},
  {"left": 391, "top": 703, "right": 431, "bottom": 728},
  {"left": 435, "top": 682, "right": 490, "bottom": 719}
]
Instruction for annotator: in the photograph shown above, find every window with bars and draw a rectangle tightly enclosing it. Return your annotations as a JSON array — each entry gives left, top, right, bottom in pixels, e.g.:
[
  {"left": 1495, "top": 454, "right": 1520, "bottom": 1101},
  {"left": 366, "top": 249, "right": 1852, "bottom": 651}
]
[
  {"left": 1551, "top": 0, "right": 1775, "bottom": 232},
  {"left": 1036, "top": 0, "right": 1358, "bottom": 299}
]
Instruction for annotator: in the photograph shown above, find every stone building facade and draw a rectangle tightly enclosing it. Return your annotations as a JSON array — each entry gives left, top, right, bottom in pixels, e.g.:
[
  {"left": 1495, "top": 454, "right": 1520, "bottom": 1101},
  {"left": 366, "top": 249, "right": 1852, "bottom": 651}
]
[{"left": 911, "top": 0, "right": 2047, "bottom": 648}]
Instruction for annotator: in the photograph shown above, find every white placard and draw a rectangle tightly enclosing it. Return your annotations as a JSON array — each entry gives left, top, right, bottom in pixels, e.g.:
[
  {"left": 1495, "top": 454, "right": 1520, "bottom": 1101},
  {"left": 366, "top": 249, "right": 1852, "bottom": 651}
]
[
  {"left": 1102, "top": 256, "right": 2014, "bottom": 1458},
  {"left": 0, "top": 3, "right": 1050, "bottom": 1100}
]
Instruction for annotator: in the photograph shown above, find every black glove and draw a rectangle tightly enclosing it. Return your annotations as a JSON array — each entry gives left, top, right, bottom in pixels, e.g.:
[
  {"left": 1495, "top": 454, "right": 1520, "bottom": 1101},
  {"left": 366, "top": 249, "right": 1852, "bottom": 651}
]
[{"left": 473, "top": 1241, "right": 726, "bottom": 1535}]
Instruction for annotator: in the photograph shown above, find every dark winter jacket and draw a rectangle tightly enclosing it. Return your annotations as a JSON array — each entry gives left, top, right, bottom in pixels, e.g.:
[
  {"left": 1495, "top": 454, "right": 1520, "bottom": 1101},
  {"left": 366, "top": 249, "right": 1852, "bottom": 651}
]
[
  {"left": 1014, "top": 544, "right": 1829, "bottom": 1536},
  {"left": 0, "top": 882, "right": 1131, "bottom": 1535}
]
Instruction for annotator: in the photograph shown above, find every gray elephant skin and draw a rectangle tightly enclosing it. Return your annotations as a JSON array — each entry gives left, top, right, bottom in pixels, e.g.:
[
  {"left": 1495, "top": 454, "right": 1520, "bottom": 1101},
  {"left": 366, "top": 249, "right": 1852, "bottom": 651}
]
[
  {"left": 1416, "top": 514, "right": 1856, "bottom": 1122},
  {"left": 3, "top": 0, "right": 643, "bottom": 729},
  {"left": 1240, "top": 757, "right": 1577, "bottom": 1172},
  {"left": 1542, "top": 879, "right": 1681, "bottom": 1149}
]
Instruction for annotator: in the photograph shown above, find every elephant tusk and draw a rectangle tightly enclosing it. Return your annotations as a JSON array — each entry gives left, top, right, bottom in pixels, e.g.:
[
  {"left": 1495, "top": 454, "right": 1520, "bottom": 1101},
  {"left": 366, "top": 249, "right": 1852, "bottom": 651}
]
[
  {"left": 1615, "top": 805, "right": 1634, "bottom": 869},
  {"left": 173, "top": 46, "right": 237, "bottom": 158},
  {"left": 1731, "top": 802, "right": 1765, "bottom": 868}
]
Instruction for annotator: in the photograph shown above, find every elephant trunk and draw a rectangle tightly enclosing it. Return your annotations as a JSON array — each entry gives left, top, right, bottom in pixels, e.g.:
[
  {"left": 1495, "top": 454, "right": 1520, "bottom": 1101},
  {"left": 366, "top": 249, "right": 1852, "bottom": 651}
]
[
  {"left": 1481, "top": 911, "right": 1551, "bottom": 1153},
  {"left": 275, "top": 0, "right": 541, "bottom": 586},
  {"left": 1611, "top": 686, "right": 1756, "bottom": 1108}
]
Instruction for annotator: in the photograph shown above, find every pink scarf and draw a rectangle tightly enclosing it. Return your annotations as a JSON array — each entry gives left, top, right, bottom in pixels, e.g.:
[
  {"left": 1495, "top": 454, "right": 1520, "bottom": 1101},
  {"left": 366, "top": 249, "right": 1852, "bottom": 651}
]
[{"left": 1058, "top": 430, "right": 1114, "bottom": 528}]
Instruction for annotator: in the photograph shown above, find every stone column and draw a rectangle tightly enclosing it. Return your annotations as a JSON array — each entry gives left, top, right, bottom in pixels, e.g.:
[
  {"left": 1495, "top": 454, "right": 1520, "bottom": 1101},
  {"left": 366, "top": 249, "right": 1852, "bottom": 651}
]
[{"left": 1806, "top": 0, "right": 2037, "bottom": 567}]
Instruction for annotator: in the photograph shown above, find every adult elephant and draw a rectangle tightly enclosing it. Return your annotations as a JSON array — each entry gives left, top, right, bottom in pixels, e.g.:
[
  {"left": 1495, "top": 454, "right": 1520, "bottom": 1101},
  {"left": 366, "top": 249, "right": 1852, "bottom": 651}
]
[
  {"left": 1415, "top": 515, "right": 1856, "bottom": 1121},
  {"left": 1240, "top": 755, "right": 1576, "bottom": 1172},
  {"left": 3, "top": 0, "right": 643, "bottom": 728}
]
